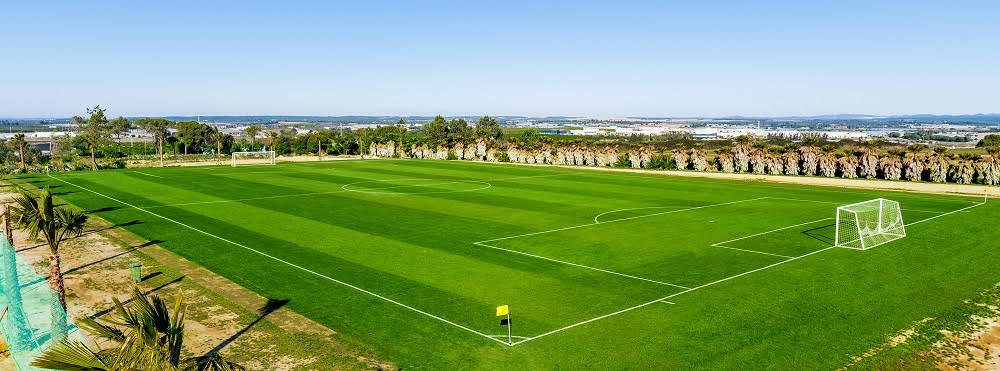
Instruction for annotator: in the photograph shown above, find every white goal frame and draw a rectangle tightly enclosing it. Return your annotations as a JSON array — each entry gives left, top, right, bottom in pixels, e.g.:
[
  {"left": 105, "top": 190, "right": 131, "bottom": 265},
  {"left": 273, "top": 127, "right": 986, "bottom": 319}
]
[
  {"left": 834, "top": 198, "right": 906, "bottom": 250},
  {"left": 232, "top": 151, "right": 276, "bottom": 166}
]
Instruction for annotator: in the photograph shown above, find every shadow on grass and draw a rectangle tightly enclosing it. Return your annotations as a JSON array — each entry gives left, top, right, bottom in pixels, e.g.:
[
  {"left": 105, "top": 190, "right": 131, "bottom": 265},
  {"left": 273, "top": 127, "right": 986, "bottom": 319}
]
[
  {"left": 802, "top": 223, "right": 836, "bottom": 245},
  {"left": 203, "top": 298, "right": 290, "bottom": 357},
  {"left": 87, "top": 206, "right": 121, "bottom": 213}
]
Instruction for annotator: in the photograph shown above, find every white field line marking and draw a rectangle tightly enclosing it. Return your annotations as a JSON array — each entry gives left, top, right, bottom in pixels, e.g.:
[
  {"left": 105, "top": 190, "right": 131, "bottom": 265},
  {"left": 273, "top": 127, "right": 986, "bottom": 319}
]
[
  {"left": 341, "top": 178, "right": 493, "bottom": 194},
  {"left": 593, "top": 206, "right": 688, "bottom": 224},
  {"left": 509, "top": 200, "right": 986, "bottom": 346},
  {"left": 473, "top": 242, "right": 691, "bottom": 289},
  {"left": 708, "top": 218, "right": 832, "bottom": 259},
  {"left": 711, "top": 218, "right": 833, "bottom": 247},
  {"left": 526, "top": 164, "right": 988, "bottom": 204},
  {"left": 659, "top": 300, "right": 675, "bottom": 304},
  {"left": 477, "top": 197, "right": 768, "bottom": 244},
  {"left": 133, "top": 171, "right": 163, "bottom": 178},
  {"left": 142, "top": 190, "right": 347, "bottom": 209},
  {"left": 46, "top": 174, "right": 513, "bottom": 347},
  {"left": 469, "top": 197, "right": 767, "bottom": 291},
  {"left": 510, "top": 245, "right": 838, "bottom": 346},
  {"left": 487, "top": 335, "right": 530, "bottom": 339},
  {"left": 144, "top": 173, "right": 561, "bottom": 208},
  {"left": 905, "top": 200, "right": 986, "bottom": 226},
  {"left": 765, "top": 196, "right": 962, "bottom": 214},
  {"left": 709, "top": 245, "right": 795, "bottom": 259}
]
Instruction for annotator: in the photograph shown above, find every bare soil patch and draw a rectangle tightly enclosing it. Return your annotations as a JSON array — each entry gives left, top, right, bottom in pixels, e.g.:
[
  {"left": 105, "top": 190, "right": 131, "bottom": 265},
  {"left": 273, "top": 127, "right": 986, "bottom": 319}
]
[{"left": 0, "top": 190, "right": 392, "bottom": 370}]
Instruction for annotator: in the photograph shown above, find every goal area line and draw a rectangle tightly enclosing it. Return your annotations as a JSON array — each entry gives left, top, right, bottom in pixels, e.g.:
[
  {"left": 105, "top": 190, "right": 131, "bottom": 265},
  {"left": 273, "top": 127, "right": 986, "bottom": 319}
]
[
  {"left": 44, "top": 173, "right": 988, "bottom": 348},
  {"left": 508, "top": 200, "right": 986, "bottom": 346}
]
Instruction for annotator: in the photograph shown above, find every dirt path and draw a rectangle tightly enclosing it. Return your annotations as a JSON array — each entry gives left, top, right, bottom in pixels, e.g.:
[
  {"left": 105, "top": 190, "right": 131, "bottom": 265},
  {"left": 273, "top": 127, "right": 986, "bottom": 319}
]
[{"left": 0, "top": 189, "right": 392, "bottom": 370}]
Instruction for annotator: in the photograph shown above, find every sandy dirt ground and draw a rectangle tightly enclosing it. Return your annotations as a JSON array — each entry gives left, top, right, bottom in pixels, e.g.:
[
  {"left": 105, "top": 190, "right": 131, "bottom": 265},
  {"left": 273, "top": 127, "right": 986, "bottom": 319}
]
[
  {"left": 937, "top": 316, "right": 1000, "bottom": 370},
  {"left": 0, "top": 190, "right": 390, "bottom": 370}
]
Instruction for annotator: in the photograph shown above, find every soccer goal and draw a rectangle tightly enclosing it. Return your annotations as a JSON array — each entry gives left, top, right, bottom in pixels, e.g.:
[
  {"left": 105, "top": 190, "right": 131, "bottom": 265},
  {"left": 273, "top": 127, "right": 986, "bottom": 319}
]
[
  {"left": 834, "top": 198, "right": 906, "bottom": 250},
  {"left": 232, "top": 151, "right": 276, "bottom": 166}
]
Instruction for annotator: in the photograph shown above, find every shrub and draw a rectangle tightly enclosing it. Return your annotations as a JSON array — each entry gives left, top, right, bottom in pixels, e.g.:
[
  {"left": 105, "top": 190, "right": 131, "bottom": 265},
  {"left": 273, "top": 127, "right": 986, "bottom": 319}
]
[
  {"left": 648, "top": 154, "right": 675, "bottom": 170},
  {"left": 978, "top": 134, "right": 1000, "bottom": 148},
  {"left": 446, "top": 151, "right": 458, "bottom": 160},
  {"left": 497, "top": 151, "right": 510, "bottom": 162},
  {"left": 614, "top": 154, "right": 630, "bottom": 168}
]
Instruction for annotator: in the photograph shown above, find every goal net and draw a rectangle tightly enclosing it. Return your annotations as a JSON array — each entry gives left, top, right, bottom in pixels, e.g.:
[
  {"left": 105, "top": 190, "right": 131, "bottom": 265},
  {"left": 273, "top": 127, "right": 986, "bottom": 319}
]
[
  {"left": 232, "top": 151, "right": 276, "bottom": 166},
  {"left": 835, "top": 198, "right": 906, "bottom": 250}
]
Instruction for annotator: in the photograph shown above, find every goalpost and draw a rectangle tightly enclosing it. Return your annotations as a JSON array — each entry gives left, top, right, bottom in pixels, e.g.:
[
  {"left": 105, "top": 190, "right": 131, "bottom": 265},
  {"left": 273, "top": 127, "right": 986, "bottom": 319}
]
[
  {"left": 232, "top": 151, "right": 276, "bottom": 166},
  {"left": 835, "top": 198, "right": 906, "bottom": 250}
]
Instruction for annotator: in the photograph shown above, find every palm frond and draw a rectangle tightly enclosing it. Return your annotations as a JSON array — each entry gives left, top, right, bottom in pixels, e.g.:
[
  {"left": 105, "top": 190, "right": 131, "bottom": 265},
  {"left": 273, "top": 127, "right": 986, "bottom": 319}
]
[
  {"left": 182, "top": 353, "right": 247, "bottom": 371},
  {"left": 30, "top": 339, "right": 109, "bottom": 371},
  {"left": 75, "top": 316, "right": 125, "bottom": 343}
]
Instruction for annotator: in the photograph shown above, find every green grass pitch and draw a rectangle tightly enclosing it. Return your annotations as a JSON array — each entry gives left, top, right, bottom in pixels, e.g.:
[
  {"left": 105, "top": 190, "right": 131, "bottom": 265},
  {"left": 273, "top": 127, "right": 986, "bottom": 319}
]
[{"left": 18, "top": 159, "right": 996, "bottom": 368}]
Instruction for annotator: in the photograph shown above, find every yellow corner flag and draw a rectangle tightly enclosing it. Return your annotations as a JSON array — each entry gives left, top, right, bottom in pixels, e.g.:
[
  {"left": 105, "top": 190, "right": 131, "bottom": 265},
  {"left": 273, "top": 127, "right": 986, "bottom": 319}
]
[{"left": 496, "top": 305, "right": 509, "bottom": 317}]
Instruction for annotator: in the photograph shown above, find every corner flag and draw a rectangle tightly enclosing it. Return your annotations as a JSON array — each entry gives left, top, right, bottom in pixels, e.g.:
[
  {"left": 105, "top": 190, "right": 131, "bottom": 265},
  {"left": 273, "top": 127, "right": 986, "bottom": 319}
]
[{"left": 496, "top": 305, "right": 512, "bottom": 344}]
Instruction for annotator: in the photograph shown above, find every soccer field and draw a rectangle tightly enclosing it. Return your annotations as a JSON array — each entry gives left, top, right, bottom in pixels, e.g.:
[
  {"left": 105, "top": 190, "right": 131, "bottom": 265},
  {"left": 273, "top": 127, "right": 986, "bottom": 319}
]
[{"left": 19, "top": 159, "right": 997, "bottom": 368}]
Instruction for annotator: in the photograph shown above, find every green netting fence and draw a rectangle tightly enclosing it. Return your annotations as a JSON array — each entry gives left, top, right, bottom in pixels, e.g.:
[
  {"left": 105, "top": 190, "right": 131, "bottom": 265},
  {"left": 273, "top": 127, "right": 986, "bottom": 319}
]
[{"left": 0, "top": 237, "right": 85, "bottom": 370}]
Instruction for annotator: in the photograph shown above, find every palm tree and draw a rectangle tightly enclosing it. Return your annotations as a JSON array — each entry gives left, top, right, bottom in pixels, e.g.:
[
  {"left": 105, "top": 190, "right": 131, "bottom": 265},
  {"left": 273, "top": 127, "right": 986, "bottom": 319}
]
[
  {"left": 8, "top": 187, "right": 88, "bottom": 310},
  {"left": 750, "top": 142, "right": 768, "bottom": 174},
  {"left": 266, "top": 131, "right": 279, "bottom": 151},
  {"left": 818, "top": 144, "right": 838, "bottom": 177},
  {"left": 881, "top": 149, "right": 905, "bottom": 180},
  {"left": 766, "top": 146, "right": 784, "bottom": 175},
  {"left": 209, "top": 128, "right": 226, "bottom": 164},
  {"left": 951, "top": 153, "right": 978, "bottom": 184},
  {"left": 838, "top": 150, "right": 860, "bottom": 178},
  {"left": 783, "top": 143, "right": 800, "bottom": 175},
  {"left": 243, "top": 125, "right": 262, "bottom": 150},
  {"left": 799, "top": 136, "right": 821, "bottom": 176},
  {"left": 9, "top": 132, "right": 27, "bottom": 172},
  {"left": 732, "top": 135, "right": 753, "bottom": 172},
  {"left": 672, "top": 145, "right": 690, "bottom": 170},
  {"left": 690, "top": 143, "right": 708, "bottom": 171},
  {"left": 928, "top": 146, "right": 950, "bottom": 182},
  {"left": 716, "top": 147, "right": 735, "bottom": 173},
  {"left": 859, "top": 140, "right": 881, "bottom": 178},
  {"left": 904, "top": 144, "right": 927, "bottom": 181},
  {"left": 980, "top": 147, "right": 1000, "bottom": 185},
  {"left": 32, "top": 287, "right": 245, "bottom": 370}
]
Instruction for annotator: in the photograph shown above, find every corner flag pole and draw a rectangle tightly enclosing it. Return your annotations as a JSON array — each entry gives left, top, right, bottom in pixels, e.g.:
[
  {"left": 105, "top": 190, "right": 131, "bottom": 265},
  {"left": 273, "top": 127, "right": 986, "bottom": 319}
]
[
  {"left": 506, "top": 312, "right": 512, "bottom": 345},
  {"left": 497, "top": 304, "right": 512, "bottom": 345}
]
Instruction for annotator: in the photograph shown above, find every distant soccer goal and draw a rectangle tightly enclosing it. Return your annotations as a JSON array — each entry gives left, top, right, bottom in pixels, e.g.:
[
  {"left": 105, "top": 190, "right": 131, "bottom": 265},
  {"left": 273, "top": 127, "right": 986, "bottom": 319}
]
[
  {"left": 232, "top": 151, "right": 276, "bottom": 166},
  {"left": 835, "top": 198, "right": 905, "bottom": 250}
]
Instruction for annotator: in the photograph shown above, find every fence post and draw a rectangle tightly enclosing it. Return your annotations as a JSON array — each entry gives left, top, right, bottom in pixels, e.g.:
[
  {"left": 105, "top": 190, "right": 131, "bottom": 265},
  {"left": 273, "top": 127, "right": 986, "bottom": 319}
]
[{"left": 3, "top": 205, "right": 13, "bottom": 245}]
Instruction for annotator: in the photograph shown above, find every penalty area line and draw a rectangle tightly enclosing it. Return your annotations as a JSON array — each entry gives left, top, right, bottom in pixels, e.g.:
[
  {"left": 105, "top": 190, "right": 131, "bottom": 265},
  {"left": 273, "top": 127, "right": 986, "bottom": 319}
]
[
  {"left": 46, "top": 174, "right": 513, "bottom": 347},
  {"left": 473, "top": 242, "right": 691, "bottom": 289},
  {"left": 511, "top": 244, "right": 838, "bottom": 346},
  {"left": 477, "top": 197, "right": 769, "bottom": 244}
]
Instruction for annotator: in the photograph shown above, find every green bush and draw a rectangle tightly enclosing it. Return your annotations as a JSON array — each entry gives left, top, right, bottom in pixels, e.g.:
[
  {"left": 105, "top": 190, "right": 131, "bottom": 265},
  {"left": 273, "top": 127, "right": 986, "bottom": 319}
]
[
  {"left": 648, "top": 154, "right": 675, "bottom": 170},
  {"left": 447, "top": 151, "right": 458, "bottom": 160},
  {"left": 978, "top": 134, "right": 1000, "bottom": 148},
  {"left": 497, "top": 151, "right": 510, "bottom": 162},
  {"left": 614, "top": 154, "right": 630, "bottom": 168}
]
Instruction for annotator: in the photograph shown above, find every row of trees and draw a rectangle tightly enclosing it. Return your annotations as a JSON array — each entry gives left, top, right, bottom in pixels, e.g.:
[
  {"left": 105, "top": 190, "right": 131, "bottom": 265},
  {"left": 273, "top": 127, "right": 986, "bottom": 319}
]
[
  {"left": 705, "top": 136, "right": 1000, "bottom": 185},
  {"left": 367, "top": 130, "right": 1000, "bottom": 185}
]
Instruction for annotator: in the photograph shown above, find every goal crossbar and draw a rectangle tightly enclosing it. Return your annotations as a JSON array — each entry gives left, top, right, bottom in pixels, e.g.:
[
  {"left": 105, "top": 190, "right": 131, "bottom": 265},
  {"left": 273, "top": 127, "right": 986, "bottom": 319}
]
[
  {"left": 232, "top": 151, "right": 276, "bottom": 166},
  {"left": 834, "top": 198, "right": 906, "bottom": 250}
]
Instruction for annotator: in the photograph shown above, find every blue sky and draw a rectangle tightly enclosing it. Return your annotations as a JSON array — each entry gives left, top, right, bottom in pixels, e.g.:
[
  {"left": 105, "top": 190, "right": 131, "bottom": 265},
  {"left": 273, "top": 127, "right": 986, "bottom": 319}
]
[{"left": 1, "top": 1, "right": 998, "bottom": 118}]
